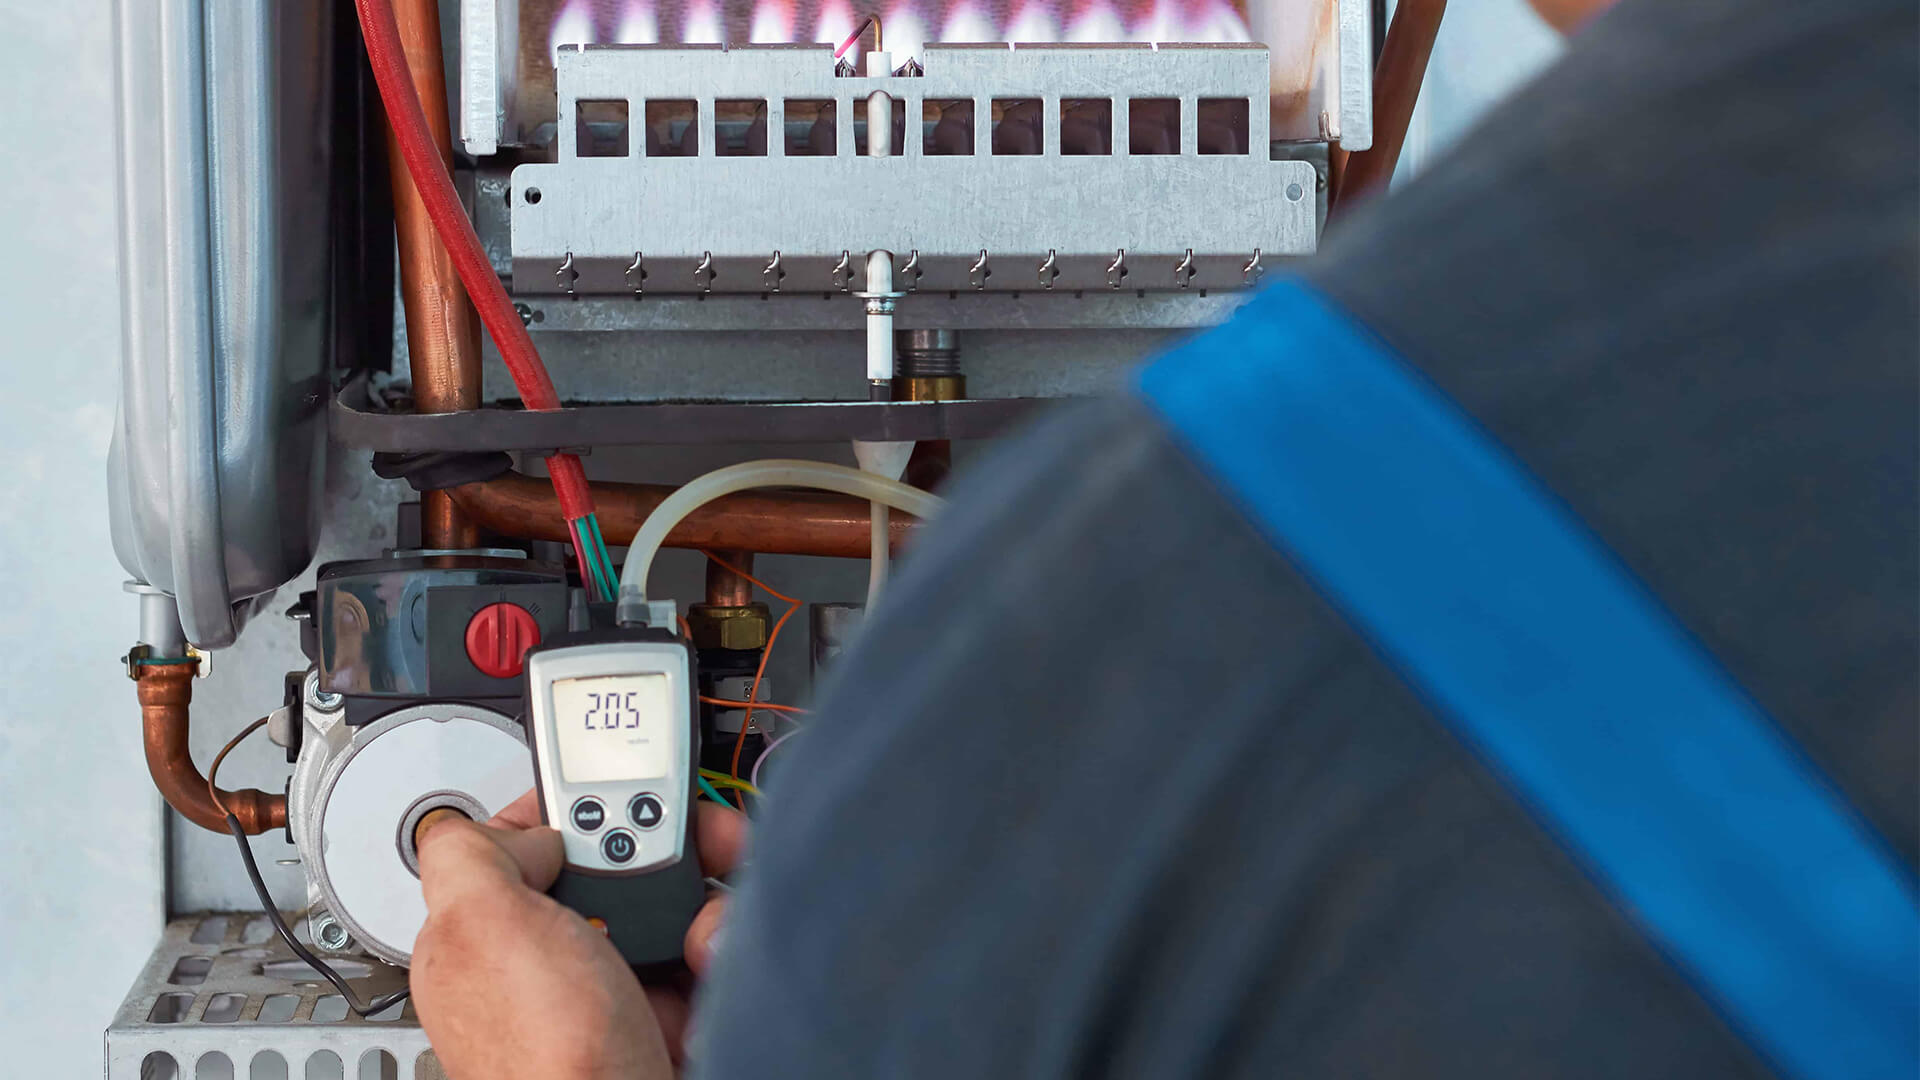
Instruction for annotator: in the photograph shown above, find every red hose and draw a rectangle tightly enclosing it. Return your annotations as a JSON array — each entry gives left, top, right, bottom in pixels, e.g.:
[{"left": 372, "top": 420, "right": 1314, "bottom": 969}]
[{"left": 353, "top": 0, "right": 595, "bottom": 523}]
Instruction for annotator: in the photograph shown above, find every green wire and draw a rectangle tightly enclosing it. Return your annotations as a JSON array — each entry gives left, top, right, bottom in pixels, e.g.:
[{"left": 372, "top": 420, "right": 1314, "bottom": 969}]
[
  {"left": 573, "top": 517, "right": 617, "bottom": 600},
  {"left": 697, "top": 775, "right": 732, "bottom": 805},
  {"left": 585, "top": 514, "right": 620, "bottom": 597},
  {"left": 699, "top": 768, "right": 763, "bottom": 798},
  {"left": 582, "top": 515, "right": 617, "bottom": 599}
]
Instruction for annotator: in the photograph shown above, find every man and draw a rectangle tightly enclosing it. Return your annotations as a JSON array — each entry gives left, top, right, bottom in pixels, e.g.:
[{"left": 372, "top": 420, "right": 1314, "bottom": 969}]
[{"left": 410, "top": 0, "right": 1919, "bottom": 1075}]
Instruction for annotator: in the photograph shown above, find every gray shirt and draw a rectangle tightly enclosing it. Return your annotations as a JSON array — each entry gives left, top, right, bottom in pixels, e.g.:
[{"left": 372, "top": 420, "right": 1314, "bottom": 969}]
[{"left": 692, "top": 0, "right": 1918, "bottom": 1075}]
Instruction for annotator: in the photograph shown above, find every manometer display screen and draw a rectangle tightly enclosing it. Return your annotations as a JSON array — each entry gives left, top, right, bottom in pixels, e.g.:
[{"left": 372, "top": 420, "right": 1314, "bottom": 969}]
[{"left": 551, "top": 673, "right": 674, "bottom": 783}]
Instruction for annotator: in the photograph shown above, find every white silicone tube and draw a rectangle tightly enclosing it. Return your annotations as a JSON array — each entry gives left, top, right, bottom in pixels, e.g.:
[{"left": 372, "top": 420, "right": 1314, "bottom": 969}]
[{"left": 615, "top": 459, "right": 945, "bottom": 625}]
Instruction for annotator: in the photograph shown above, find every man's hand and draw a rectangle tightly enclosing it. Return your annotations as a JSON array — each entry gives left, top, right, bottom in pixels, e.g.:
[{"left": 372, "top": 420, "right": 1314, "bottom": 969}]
[{"left": 411, "top": 791, "right": 748, "bottom": 1079}]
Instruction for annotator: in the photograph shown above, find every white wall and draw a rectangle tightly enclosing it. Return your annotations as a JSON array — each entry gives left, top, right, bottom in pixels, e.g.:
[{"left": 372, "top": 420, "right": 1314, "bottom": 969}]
[{"left": 0, "top": 0, "right": 168, "bottom": 1074}]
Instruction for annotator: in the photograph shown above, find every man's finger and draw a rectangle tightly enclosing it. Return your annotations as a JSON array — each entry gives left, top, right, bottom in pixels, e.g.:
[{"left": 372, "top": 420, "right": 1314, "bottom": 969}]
[
  {"left": 493, "top": 825, "right": 565, "bottom": 891},
  {"left": 488, "top": 788, "right": 546, "bottom": 831},
  {"left": 644, "top": 985, "right": 692, "bottom": 1065},
  {"left": 418, "top": 818, "right": 563, "bottom": 906},
  {"left": 418, "top": 818, "right": 526, "bottom": 911},
  {"left": 697, "top": 802, "right": 749, "bottom": 878},
  {"left": 684, "top": 895, "right": 728, "bottom": 977}
]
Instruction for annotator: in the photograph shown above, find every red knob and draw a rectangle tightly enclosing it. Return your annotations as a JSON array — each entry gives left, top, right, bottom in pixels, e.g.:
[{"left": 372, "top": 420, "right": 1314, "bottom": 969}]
[{"left": 465, "top": 602, "right": 541, "bottom": 679}]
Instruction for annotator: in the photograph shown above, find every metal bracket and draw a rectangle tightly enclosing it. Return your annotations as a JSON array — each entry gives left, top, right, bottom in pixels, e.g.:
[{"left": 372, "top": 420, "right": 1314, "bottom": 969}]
[
  {"left": 968, "top": 249, "right": 991, "bottom": 290},
  {"left": 123, "top": 642, "right": 212, "bottom": 681},
  {"left": 831, "top": 250, "right": 853, "bottom": 291},
  {"left": 1242, "top": 248, "right": 1264, "bottom": 287},
  {"left": 1038, "top": 249, "right": 1059, "bottom": 290},
  {"left": 624, "top": 252, "right": 646, "bottom": 296},
  {"left": 1173, "top": 249, "right": 1196, "bottom": 289},
  {"left": 762, "top": 251, "right": 785, "bottom": 291},
  {"left": 329, "top": 373, "right": 1047, "bottom": 451},
  {"left": 693, "top": 251, "right": 716, "bottom": 292},
  {"left": 555, "top": 252, "right": 578, "bottom": 297},
  {"left": 1106, "top": 249, "right": 1128, "bottom": 289},
  {"left": 899, "top": 249, "right": 922, "bottom": 291}
]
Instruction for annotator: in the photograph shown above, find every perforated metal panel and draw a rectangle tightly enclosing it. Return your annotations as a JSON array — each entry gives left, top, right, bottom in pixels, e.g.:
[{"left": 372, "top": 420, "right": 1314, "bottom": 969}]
[
  {"left": 510, "top": 42, "right": 1318, "bottom": 295},
  {"left": 104, "top": 915, "right": 442, "bottom": 1079}
]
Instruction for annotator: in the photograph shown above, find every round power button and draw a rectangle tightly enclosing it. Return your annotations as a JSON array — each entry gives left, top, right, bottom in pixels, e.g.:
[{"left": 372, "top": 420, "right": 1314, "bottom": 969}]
[
  {"left": 601, "top": 829, "right": 638, "bottom": 865},
  {"left": 465, "top": 602, "right": 540, "bottom": 679}
]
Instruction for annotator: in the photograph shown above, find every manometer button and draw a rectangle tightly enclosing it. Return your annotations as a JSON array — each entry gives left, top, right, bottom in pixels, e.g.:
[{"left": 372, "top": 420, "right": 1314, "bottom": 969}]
[
  {"left": 628, "top": 794, "right": 665, "bottom": 830},
  {"left": 570, "top": 797, "right": 607, "bottom": 832},
  {"left": 464, "top": 602, "right": 541, "bottom": 679},
  {"left": 601, "top": 829, "right": 638, "bottom": 865}
]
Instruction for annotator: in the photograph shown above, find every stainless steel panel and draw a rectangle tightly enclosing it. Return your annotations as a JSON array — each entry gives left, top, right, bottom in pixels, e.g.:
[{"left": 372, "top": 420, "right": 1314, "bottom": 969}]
[
  {"left": 509, "top": 43, "right": 1317, "bottom": 295},
  {"left": 103, "top": 914, "right": 439, "bottom": 1079},
  {"left": 108, "top": 0, "right": 335, "bottom": 649}
]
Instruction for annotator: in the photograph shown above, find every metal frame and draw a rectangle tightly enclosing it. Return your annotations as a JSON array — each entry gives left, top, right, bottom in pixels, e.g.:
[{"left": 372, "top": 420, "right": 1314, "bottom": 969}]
[
  {"left": 1336, "top": 0, "right": 1375, "bottom": 149},
  {"left": 104, "top": 914, "right": 439, "bottom": 1078},
  {"left": 511, "top": 43, "right": 1318, "bottom": 295},
  {"left": 508, "top": 280, "right": 1263, "bottom": 333},
  {"left": 330, "top": 374, "right": 1054, "bottom": 451}
]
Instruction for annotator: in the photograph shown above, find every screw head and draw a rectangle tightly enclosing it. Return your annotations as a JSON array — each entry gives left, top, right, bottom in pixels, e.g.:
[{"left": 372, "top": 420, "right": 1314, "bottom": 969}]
[
  {"left": 304, "top": 670, "right": 343, "bottom": 712},
  {"left": 313, "top": 914, "right": 349, "bottom": 951}
]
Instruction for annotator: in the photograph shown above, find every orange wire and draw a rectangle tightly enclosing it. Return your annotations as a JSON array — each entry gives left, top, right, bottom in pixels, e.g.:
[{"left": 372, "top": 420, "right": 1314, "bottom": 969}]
[
  {"left": 700, "top": 550, "right": 804, "bottom": 790},
  {"left": 731, "top": 602, "right": 799, "bottom": 788},
  {"left": 700, "top": 550, "right": 800, "bottom": 606},
  {"left": 700, "top": 696, "right": 807, "bottom": 715}
]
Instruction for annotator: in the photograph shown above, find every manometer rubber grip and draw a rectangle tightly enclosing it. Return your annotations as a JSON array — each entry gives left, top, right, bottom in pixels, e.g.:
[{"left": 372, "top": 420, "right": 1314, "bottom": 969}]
[{"left": 549, "top": 852, "right": 707, "bottom": 970}]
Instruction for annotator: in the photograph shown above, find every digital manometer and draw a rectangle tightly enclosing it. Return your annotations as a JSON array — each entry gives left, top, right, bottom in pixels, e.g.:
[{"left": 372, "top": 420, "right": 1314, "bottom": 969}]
[{"left": 523, "top": 628, "right": 706, "bottom": 968}]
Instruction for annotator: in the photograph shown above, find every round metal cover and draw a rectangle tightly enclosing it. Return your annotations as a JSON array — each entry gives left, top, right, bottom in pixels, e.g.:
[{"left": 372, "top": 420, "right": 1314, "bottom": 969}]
[{"left": 315, "top": 703, "right": 532, "bottom": 965}]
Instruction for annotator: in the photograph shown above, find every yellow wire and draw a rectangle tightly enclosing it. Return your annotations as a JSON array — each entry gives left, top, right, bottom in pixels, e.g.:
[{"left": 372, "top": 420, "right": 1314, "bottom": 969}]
[{"left": 699, "top": 769, "right": 762, "bottom": 797}]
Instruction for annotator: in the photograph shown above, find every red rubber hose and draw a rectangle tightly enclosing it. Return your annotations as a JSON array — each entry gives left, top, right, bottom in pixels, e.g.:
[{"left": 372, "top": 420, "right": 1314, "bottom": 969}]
[{"left": 353, "top": 0, "right": 595, "bottom": 523}]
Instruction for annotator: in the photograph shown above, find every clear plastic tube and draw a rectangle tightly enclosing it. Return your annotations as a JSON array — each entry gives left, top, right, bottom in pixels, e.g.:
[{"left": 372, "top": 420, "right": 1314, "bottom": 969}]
[
  {"left": 616, "top": 460, "right": 945, "bottom": 625},
  {"left": 868, "top": 504, "right": 890, "bottom": 604}
]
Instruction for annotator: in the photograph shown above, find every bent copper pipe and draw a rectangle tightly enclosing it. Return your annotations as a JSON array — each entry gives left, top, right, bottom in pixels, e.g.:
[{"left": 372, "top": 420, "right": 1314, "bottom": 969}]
[
  {"left": 138, "top": 663, "right": 286, "bottom": 835},
  {"left": 1332, "top": 0, "right": 1448, "bottom": 210},
  {"left": 389, "top": 0, "right": 482, "bottom": 548},
  {"left": 449, "top": 471, "right": 919, "bottom": 559}
]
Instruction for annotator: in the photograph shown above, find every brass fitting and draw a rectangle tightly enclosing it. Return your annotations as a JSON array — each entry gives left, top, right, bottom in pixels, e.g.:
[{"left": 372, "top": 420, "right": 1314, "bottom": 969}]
[
  {"left": 894, "top": 374, "right": 966, "bottom": 402},
  {"left": 685, "top": 603, "right": 773, "bottom": 651}
]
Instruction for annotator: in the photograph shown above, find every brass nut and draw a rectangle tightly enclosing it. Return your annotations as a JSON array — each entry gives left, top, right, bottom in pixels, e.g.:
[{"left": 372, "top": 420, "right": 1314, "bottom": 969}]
[
  {"left": 894, "top": 374, "right": 965, "bottom": 402},
  {"left": 686, "top": 604, "right": 772, "bottom": 651}
]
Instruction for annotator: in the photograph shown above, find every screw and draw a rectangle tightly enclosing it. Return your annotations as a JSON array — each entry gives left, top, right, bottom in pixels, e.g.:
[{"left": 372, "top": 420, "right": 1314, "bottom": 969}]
[
  {"left": 515, "top": 302, "right": 534, "bottom": 326},
  {"left": 312, "top": 913, "right": 349, "bottom": 951},
  {"left": 305, "top": 671, "right": 343, "bottom": 712}
]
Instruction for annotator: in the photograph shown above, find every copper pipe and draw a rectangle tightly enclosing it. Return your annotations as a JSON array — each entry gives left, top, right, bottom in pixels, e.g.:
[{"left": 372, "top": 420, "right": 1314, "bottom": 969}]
[
  {"left": 423, "top": 493, "right": 479, "bottom": 550},
  {"left": 1333, "top": 0, "right": 1448, "bottom": 210},
  {"left": 449, "top": 471, "right": 919, "bottom": 558},
  {"left": 138, "top": 663, "right": 286, "bottom": 835},
  {"left": 706, "top": 550, "right": 757, "bottom": 607},
  {"left": 388, "top": 0, "right": 482, "bottom": 548}
]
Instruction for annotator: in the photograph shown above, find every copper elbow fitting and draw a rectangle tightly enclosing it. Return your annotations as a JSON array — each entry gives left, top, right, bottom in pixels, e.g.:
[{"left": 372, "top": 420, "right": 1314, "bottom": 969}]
[{"left": 137, "top": 662, "right": 286, "bottom": 835}]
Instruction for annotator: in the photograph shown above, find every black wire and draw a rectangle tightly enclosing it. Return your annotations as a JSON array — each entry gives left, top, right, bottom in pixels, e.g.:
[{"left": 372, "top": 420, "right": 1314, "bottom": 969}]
[{"left": 226, "top": 812, "right": 411, "bottom": 1017}]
